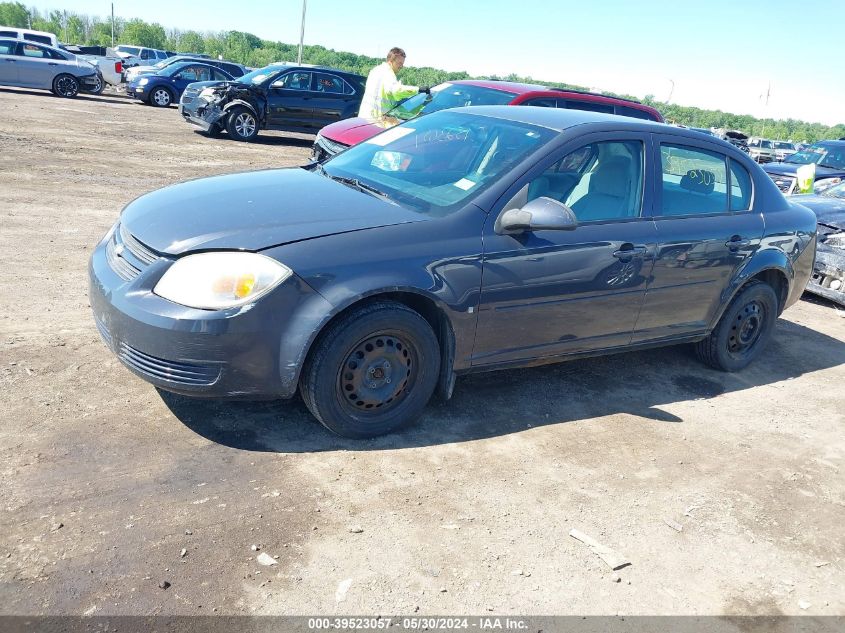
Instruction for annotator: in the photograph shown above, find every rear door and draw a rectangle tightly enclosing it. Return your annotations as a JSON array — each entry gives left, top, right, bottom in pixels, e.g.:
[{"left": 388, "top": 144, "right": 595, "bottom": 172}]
[
  {"left": 266, "top": 70, "right": 312, "bottom": 131},
  {"left": 309, "top": 71, "right": 358, "bottom": 128},
  {"left": 13, "top": 42, "right": 58, "bottom": 88},
  {"left": 631, "top": 135, "right": 763, "bottom": 342},
  {"left": 0, "top": 39, "right": 18, "bottom": 84}
]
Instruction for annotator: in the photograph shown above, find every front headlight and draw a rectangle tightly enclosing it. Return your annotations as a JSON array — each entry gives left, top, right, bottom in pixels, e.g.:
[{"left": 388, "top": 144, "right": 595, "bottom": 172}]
[
  {"left": 138, "top": 77, "right": 149, "bottom": 86},
  {"left": 814, "top": 178, "right": 842, "bottom": 194},
  {"left": 154, "top": 252, "right": 292, "bottom": 310},
  {"left": 199, "top": 87, "right": 217, "bottom": 98}
]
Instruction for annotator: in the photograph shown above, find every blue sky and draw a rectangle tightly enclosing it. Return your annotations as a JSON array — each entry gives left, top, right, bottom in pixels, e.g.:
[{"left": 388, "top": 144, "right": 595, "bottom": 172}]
[{"left": 30, "top": 0, "right": 845, "bottom": 125}]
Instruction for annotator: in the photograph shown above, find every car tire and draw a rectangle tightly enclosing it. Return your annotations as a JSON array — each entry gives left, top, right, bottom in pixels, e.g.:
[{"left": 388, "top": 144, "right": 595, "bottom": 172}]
[
  {"left": 84, "top": 74, "right": 105, "bottom": 95},
  {"left": 226, "top": 106, "right": 259, "bottom": 141},
  {"left": 150, "top": 87, "right": 173, "bottom": 107},
  {"left": 300, "top": 301, "right": 441, "bottom": 439},
  {"left": 695, "top": 280, "right": 778, "bottom": 372},
  {"left": 52, "top": 74, "right": 79, "bottom": 98}
]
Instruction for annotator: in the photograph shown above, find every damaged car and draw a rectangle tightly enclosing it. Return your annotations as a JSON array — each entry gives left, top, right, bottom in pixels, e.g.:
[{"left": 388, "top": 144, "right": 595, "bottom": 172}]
[
  {"left": 793, "top": 181, "right": 845, "bottom": 305},
  {"left": 179, "top": 63, "right": 365, "bottom": 141},
  {"left": 90, "top": 108, "right": 816, "bottom": 439}
]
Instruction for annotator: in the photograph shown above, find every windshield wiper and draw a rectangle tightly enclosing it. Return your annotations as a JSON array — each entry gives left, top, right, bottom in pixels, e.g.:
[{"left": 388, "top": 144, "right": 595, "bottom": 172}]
[{"left": 317, "top": 166, "right": 398, "bottom": 205}]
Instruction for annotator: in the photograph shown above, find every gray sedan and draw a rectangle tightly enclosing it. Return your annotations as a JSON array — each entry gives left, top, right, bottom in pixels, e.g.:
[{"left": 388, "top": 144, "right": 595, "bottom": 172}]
[{"left": 0, "top": 38, "right": 99, "bottom": 97}]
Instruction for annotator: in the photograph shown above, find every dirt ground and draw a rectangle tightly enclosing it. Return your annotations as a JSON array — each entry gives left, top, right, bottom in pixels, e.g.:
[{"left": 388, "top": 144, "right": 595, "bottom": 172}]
[{"left": 0, "top": 86, "right": 844, "bottom": 618}]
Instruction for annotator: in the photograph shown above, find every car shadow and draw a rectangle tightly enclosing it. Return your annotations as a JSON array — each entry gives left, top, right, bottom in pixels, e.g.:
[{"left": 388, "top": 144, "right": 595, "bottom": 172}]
[
  {"left": 159, "top": 318, "right": 845, "bottom": 453},
  {"left": 0, "top": 86, "right": 131, "bottom": 105},
  {"left": 189, "top": 130, "right": 314, "bottom": 148}
]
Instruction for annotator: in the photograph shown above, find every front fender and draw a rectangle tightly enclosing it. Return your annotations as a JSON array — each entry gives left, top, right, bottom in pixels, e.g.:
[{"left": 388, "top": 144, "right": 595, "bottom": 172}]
[{"left": 223, "top": 99, "right": 258, "bottom": 117}]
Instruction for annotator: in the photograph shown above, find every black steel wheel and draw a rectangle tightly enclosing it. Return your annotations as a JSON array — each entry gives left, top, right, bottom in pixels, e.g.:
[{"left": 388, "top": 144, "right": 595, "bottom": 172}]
[
  {"left": 300, "top": 301, "right": 440, "bottom": 438},
  {"left": 226, "top": 106, "right": 259, "bottom": 141},
  {"left": 695, "top": 280, "right": 778, "bottom": 372},
  {"left": 52, "top": 74, "right": 79, "bottom": 98}
]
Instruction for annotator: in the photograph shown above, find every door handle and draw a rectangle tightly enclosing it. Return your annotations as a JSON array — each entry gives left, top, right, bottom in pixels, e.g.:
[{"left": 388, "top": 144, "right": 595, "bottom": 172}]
[
  {"left": 49, "top": 62, "right": 59, "bottom": 66},
  {"left": 612, "top": 244, "right": 647, "bottom": 261},
  {"left": 725, "top": 236, "right": 751, "bottom": 249},
  {"left": 5, "top": 59, "right": 15, "bottom": 62}
]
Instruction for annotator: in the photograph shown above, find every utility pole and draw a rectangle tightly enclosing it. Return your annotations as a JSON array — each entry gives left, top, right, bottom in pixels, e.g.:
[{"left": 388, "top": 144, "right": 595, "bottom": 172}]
[
  {"left": 63, "top": 10, "right": 68, "bottom": 44},
  {"left": 111, "top": 3, "right": 115, "bottom": 47},
  {"left": 666, "top": 79, "right": 674, "bottom": 104},
  {"left": 296, "top": 0, "right": 307, "bottom": 65}
]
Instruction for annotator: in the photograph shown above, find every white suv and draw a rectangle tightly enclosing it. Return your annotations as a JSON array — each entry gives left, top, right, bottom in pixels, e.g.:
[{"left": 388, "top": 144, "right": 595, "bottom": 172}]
[{"left": 114, "top": 45, "right": 170, "bottom": 68}]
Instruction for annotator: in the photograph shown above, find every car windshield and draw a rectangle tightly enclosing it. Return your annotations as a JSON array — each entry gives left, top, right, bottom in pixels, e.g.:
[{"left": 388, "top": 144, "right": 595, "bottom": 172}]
[
  {"left": 821, "top": 181, "right": 845, "bottom": 199},
  {"left": 236, "top": 66, "right": 284, "bottom": 85},
  {"left": 386, "top": 83, "right": 516, "bottom": 121},
  {"left": 774, "top": 141, "right": 795, "bottom": 150},
  {"left": 321, "top": 110, "right": 556, "bottom": 215},
  {"left": 784, "top": 144, "right": 845, "bottom": 169}
]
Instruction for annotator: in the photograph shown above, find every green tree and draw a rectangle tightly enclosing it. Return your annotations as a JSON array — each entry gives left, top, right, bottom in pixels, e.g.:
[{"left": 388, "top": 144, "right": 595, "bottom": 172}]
[
  {"left": 0, "top": 1, "right": 29, "bottom": 27},
  {"left": 121, "top": 18, "right": 166, "bottom": 48}
]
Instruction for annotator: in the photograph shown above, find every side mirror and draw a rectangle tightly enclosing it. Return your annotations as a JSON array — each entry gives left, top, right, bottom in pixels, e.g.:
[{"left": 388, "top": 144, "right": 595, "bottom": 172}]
[{"left": 494, "top": 197, "right": 578, "bottom": 235}]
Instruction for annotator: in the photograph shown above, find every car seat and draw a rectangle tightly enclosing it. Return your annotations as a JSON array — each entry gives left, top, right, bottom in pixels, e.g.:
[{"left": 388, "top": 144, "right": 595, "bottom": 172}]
[{"left": 570, "top": 156, "right": 632, "bottom": 221}]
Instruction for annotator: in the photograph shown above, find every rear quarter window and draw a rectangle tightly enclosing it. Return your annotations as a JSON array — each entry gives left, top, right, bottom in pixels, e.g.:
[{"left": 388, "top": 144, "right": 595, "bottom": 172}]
[{"left": 729, "top": 159, "right": 753, "bottom": 211}]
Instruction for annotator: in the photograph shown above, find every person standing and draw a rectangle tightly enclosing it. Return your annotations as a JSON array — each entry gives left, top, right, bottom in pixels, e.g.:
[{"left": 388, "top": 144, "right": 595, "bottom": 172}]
[{"left": 358, "top": 47, "right": 428, "bottom": 120}]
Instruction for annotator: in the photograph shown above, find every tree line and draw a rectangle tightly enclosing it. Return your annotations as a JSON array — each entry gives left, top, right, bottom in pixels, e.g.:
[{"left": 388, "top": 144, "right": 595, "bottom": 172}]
[{"left": 2, "top": 2, "right": 842, "bottom": 142}]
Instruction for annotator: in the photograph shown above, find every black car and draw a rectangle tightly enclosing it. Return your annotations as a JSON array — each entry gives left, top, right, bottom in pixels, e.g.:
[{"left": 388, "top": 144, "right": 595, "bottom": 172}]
[
  {"left": 90, "top": 108, "right": 816, "bottom": 438},
  {"left": 763, "top": 140, "right": 845, "bottom": 195},
  {"left": 791, "top": 182, "right": 845, "bottom": 305},
  {"left": 179, "top": 63, "right": 365, "bottom": 141}
]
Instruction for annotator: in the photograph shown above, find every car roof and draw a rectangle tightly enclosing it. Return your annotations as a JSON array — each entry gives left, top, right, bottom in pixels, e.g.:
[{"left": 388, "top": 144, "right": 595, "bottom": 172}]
[
  {"left": 446, "top": 105, "right": 703, "bottom": 136},
  {"left": 261, "top": 62, "right": 363, "bottom": 78}
]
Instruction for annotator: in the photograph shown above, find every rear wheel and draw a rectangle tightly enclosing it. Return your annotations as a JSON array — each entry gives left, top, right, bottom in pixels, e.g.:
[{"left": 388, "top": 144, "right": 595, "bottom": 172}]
[
  {"left": 226, "top": 106, "right": 259, "bottom": 141},
  {"left": 300, "top": 301, "right": 440, "bottom": 439},
  {"left": 695, "top": 280, "right": 778, "bottom": 372},
  {"left": 150, "top": 87, "right": 173, "bottom": 107},
  {"left": 52, "top": 74, "right": 79, "bottom": 98}
]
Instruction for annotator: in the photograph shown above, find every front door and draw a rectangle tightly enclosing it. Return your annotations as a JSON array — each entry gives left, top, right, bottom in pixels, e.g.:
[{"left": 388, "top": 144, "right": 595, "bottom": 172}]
[
  {"left": 632, "top": 136, "right": 764, "bottom": 341},
  {"left": 267, "top": 70, "right": 312, "bottom": 131},
  {"left": 474, "top": 134, "right": 658, "bottom": 366}
]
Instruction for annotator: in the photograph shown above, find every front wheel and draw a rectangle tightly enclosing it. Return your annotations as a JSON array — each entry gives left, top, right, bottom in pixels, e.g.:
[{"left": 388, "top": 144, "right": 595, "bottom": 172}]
[
  {"left": 149, "top": 87, "right": 173, "bottom": 107},
  {"left": 695, "top": 280, "right": 778, "bottom": 372},
  {"left": 300, "top": 302, "right": 440, "bottom": 438},
  {"left": 226, "top": 106, "right": 259, "bottom": 141},
  {"left": 52, "top": 74, "right": 79, "bottom": 98},
  {"left": 85, "top": 74, "right": 104, "bottom": 95}
]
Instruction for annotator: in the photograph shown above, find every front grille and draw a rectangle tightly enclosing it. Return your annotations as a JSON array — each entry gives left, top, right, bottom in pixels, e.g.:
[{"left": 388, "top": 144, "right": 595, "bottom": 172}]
[
  {"left": 768, "top": 174, "right": 795, "bottom": 194},
  {"left": 106, "top": 224, "right": 160, "bottom": 281},
  {"left": 118, "top": 342, "right": 221, "bottom": 386}
]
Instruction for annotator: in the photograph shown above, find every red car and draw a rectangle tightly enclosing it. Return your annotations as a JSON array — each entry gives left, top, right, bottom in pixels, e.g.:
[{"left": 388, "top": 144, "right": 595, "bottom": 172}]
[{"left": 312, "top": 79, "right": 663, "bottom": 161}]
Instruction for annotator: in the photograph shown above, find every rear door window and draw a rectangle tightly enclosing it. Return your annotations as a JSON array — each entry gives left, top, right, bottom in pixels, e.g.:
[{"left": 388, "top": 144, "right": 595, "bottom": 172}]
[
  {"left": 23, "top": 33, "right": 52, "bottom": 45},
  {"left": 20, "top": 43, "right": 49, "bottom": 58},
  {"left": 523, "top": 97, "right": 558, "bottom": 108},
  {"left": 563, "top": 99, "right": 614, "bottom": 114},
  {"left": 615, "top": 105, "right": 656, "bottom": 121},
  {"left": 660, "top": 144, "right": 728, "bottom": 216},
  {"left": 312, "top": 72, "right": 345, "bottom": 94}
]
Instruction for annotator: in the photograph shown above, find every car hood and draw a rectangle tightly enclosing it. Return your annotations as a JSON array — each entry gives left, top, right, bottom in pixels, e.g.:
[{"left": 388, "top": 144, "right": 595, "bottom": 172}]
[
  {"left": 792, "top": 194, "right": 845, "bottom": 230},
  {"left": 320, "top": 116, "right": 397, "bottom": 146},
  {"left": 120, "top": 168, "right": 428, "bottom": 255},
  {"left": 763, "top": 162, "right": 845, "bottom": 178}
]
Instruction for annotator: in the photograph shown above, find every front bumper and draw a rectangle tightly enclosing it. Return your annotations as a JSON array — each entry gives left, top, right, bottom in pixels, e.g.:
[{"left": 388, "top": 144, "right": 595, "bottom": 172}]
[
  {"left": 807, "top": 246, "right": 845, "bottom": 306},
  {"left": 79, "top": 73, "right": 99, "bottom": 89},
  {"left": 88, "top": 225, "right": 333, "bottom": 398}
]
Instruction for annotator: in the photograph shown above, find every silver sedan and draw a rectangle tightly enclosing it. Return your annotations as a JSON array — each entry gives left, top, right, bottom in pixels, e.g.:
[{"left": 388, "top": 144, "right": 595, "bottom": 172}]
[{"left": 0, "top": 38, "right": 99, "bottom": 97}]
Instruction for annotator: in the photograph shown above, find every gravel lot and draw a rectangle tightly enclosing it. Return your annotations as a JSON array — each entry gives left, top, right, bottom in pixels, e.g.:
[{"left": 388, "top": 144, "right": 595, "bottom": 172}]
[{"left": 1, "top": 86, "right": 843, "bottom": 618}]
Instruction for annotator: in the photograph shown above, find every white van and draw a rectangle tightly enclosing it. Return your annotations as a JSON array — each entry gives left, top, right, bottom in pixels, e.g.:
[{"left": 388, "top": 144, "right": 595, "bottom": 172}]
[{"left": 0, "top": 26, "right": 59, "bottom": 48}]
